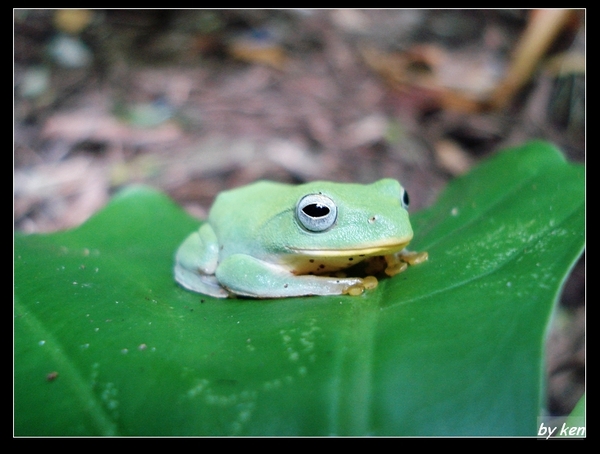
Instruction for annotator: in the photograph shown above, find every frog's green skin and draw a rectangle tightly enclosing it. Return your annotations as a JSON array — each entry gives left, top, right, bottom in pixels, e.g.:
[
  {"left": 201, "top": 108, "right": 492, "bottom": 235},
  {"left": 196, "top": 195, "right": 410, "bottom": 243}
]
[{"left": 174, "top": 179, "right": 414, "bottom": 298}]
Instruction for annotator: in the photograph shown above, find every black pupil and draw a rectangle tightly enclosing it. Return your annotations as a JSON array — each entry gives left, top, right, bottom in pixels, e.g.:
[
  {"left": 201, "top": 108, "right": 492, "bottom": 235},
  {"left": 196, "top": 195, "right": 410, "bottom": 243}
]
[
  {"left": 303, "top": 203, "right": 330, "bottom": 218},
  {"left": 403, "top": 191, "right": 410, "bottom": 207}
]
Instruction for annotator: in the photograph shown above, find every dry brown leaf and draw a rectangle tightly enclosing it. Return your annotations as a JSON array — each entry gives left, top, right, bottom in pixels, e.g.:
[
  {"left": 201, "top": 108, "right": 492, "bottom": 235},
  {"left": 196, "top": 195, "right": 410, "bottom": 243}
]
[{"left": 42, "top": 110, "right": 182, "bottom": 146}]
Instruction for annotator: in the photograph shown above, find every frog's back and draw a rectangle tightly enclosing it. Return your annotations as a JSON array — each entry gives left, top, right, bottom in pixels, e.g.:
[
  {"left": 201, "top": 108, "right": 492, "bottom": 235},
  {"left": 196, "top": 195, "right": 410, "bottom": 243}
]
[{"left": 208, "top": 181, "right": 296, "bottom": 244}]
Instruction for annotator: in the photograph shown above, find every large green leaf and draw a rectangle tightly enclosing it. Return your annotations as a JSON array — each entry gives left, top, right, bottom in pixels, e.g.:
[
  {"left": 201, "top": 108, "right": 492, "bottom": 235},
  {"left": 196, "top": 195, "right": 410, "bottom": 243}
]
[{"left": 14, "top": 141, "right": 584, "bottom": 436}]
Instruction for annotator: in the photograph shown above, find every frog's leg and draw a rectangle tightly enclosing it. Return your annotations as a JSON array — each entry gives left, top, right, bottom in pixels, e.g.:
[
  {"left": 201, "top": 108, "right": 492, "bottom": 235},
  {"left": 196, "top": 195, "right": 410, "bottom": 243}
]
[
  {"left": 174, "top": 224, "right": 230, "bottom": 298},
  {"left": 216, "top": 254, "right": 374, "bottom": 298},
  {"left": 175, "top": 267, "right": 229, "bottom": 298}
]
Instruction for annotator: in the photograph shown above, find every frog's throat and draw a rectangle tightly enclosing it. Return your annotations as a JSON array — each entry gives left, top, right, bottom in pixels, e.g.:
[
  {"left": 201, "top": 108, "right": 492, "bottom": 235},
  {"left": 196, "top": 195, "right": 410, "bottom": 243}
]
[{"left": 288, "top": 240, "right": 411, "bottom": 257}]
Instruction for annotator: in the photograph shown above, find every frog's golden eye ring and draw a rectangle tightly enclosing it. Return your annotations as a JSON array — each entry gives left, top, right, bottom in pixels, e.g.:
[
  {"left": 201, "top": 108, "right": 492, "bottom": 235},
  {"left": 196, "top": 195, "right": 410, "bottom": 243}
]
[
  {"left": 401, "top": 189, "right": 409, "bottom": 210},
  {"left": 296, "top": 193, "right": 337, "bottom": 232}
]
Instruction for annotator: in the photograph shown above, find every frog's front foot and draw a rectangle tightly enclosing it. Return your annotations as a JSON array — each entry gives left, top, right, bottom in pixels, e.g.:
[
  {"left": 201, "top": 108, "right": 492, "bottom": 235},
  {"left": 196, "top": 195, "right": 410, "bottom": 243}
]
[{"left": 384, "top": 250, "right": 428, "bottom": 276}]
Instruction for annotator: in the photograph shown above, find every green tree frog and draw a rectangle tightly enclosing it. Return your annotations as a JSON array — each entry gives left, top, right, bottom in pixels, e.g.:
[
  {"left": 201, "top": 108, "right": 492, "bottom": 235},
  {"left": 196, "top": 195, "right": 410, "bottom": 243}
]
[{"left": 174, "top": 179, "right": 427, "bottom": 298}]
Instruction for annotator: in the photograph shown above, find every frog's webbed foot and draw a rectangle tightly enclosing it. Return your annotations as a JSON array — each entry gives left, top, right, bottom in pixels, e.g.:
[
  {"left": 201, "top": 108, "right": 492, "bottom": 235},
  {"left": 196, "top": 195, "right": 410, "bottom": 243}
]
[
  {"left": 343, "top": 275, "right": 379, "bottom": 296},
  {"left": 174, "top": 265, "right": 230, "bottom": 298}
]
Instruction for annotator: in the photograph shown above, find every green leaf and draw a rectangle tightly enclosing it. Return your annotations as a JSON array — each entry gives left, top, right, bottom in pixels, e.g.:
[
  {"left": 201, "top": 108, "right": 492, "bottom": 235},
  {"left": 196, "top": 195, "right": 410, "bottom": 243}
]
[{"left": 14, "top": 141, "right": 584, "bottom": 436}]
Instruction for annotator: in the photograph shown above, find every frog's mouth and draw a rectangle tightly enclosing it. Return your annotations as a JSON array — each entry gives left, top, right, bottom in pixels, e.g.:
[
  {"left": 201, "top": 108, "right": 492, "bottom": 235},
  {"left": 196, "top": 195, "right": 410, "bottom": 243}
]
[{"left": 290, "top": 240, "right": 411, "bottom": 257}]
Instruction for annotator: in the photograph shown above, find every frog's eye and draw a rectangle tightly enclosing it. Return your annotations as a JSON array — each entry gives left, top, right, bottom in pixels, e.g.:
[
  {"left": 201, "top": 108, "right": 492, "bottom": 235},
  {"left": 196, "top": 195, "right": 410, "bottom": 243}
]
[
  {"left": 401, "top": 189, "right": 409, "bottom": 210},
  {"left": 296, "top": 193, "right": 338, "bottom": 232}
]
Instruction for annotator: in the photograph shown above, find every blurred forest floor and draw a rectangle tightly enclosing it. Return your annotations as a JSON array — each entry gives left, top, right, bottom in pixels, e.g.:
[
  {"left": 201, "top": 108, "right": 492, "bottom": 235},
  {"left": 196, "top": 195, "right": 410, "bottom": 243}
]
[{"left": 14, "top": 9, "right": 585, "bottom": 418}]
